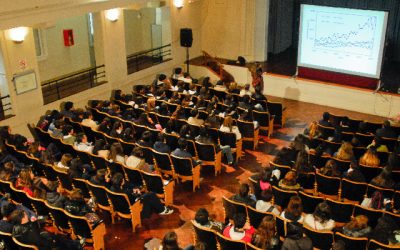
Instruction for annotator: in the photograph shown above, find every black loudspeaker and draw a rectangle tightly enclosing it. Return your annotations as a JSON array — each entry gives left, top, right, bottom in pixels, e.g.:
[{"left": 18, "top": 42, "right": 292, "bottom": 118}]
[{"left": 180, "top": 28, "right": 193, "bottom": 48}]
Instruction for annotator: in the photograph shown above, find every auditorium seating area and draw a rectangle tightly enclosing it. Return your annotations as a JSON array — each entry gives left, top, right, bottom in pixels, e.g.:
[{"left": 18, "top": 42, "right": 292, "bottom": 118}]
[{"left": 0, "top": 73, "right": 399, "bottom": 249}]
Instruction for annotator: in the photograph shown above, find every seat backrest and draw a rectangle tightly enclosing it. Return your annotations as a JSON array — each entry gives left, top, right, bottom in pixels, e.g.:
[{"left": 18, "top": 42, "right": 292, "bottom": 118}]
[
  {"left": 141, "top": 171, "right": 164, "bottom": 195},
  {"left": 171, "top": 155, "right": 193, "bottom": 176},
  {"left": 275, "top": 215, "right": 287, "bottom": 238},
  {"left": 246, "top": 205, "right": 274, "bottom": 229},
  {"left": 72, "top": 178, "right": 91, "bottom": 199},
  {"left": 122, "top": 166, "right": 144, "bottom": 187},
  {"left": 303, "top": 225, "right": 334, "bottom": 250},
  {"left": 368, "top": 239, "right": 400, "bottom": 250},
  {"left": 195, "top": 142, "right": 216, "bottom": 161},
  {"left": 317, "top": 124, "right": 335, "bottom": 139},
  {"left": 64, "top": 211, "right": 93, "bottom": 239},
  {"left": 334, "top": 232, "right": 368, "bottom": 250},
  {"left": 366, "top": 184, "right": 394, "bottom": 200},
  {"left": 0, "top": 232, "right": 19, "bottom": 249},
  {"left": 89, "top": 154, "right": 109, "bottom": 170},
  {"left": 269, "top": 161, "right": 291, "bottom": 178},
  {"left": 153, "top": 151, "right": 173, "bottom": 171},
  {"left": 106, "top": 189, "right": 131, "bottom": 215},
  {"left": 326, "top": 198, "right": 354, "bottom": 223},
  {"left": 215, "top": 232, "right": 247, "bottom": 250},
  {"left": 86, "top": 182, "right": 111, "bottom": 208},
  {"left": 120, "top": 140, "right": 136, "bottom": 156},
  {"left": 164, "top": 133, "right": 179, "bottom": 151},
  {"left": 252, "top": 110, "right": 270, "bottom": 127},
  {"left": 341, "top": 179, "right": 367, "bottom": 203},
  {"left": 218, "top": 131, "right": 237, "bottom": 148},
  {"left": 45, "top": 202, "right": 71, "bottom": 231},
  {"left": 354, "top": 133, "right": 375, "bottom": 147},
  {"left": 266, "top": 101, "right": 283, "bottom": 126},
  {"left": 30, "top": 196, "right": 50, "bottom": 217},
  {"left": 299, "top": 191, "right": 325, "bottom": 214},
  {"left": 315, "top": 172, "right": 341, "bottom": 196},
  {"left": 272, "top": 186, "right": 297, "bottom": 209},
  {"left": 359, "top": 164, "right": 381, "bottom": 182},
  {"left": 135, "top": 143, "right": 154, "bottom": 165},
  {"left": 221, "top": 196, "right": 247, "bottom": 222},
  {"left": 365, "top": 121, "right": 382, "bottom": 134},
  {"left": 331, "top": 157, "right": 351, "bottom": 174},
  {"left": 393, "top": 191, "right": 400, "bottom": 211},
  {"left": 54, "top": 169, "right": 74, "bottom": 191},
  {"left": 191, "top": 221, "right": 218, "bottom": 250},
  {"left": 297, "top": 172, "right": 316, "bottom": 190},
  {"left": 237, "top": 120, "right": 255, "bottom": 138},
  {"left": 12, "top": 237, "right": 39, "bottom": 250},
  {"left": 9, "top": 184, "right": 34, "bottom": 210}
]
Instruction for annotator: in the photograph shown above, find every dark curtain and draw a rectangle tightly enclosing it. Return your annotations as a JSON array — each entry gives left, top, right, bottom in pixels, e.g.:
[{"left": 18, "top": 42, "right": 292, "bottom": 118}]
[{"left": 268, "top": 0, "right": 400, "bottom": 62}]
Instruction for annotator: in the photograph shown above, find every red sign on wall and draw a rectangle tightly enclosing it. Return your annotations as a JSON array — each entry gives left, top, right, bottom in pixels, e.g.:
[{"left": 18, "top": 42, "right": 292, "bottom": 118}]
[{"left": 63, "top": 29, "right": 74, "bottom": 46}]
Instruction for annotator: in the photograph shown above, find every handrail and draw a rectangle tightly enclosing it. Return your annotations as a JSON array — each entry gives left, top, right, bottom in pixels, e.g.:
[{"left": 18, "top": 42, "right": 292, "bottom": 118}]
[
  {"left": 127, "top": 44, "right": 171, "bottom": 59},
  {"left": 202, "top": 50, "right": 234, "bottom": 82},
  {"left": 42, "top": 64, "right": 105, "bottom": 86}
]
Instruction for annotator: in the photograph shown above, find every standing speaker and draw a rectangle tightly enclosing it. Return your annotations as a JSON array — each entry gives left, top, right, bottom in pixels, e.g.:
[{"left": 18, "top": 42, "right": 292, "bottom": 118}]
[{"left": 180, "top": 28, "right": 193, "bottom": 48}]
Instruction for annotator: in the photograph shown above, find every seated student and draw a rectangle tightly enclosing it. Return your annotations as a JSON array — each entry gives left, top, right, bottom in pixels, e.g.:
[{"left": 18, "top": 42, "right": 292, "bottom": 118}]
[
  {"left": 156, "top": 102, "right": 170, "bottom": 116},
  {"left": 334, "top": 142, "right": 355, "bottom": 161},
  {"left": 160, "top": 231, "right": 183, "bottom": 250},
  {"left": 223, "top": 213, "right": 255, "bottom": 243},
  {"left": 239, "top": 109, "right": 259, "bottom": 128},
  {"left": 62, "top": 125, "right": 76, "bottom": 145},
  {"left": 238, "top": 95, "right": 252, "bottom": 110},
  {"left": 14, "top": 169, "right": 35, "bottom": 197},
  {"left": 109, "top": 172, "right": 173, "bottom": 217},
  {"left": 0, "top": 203, "right": 16, "bottom": 233},
  {"left": 92, "top": 139, "right": 110, "bottom": 159},
  {"left": 278, "top": 171, "right": 301, "bottom": 191},
  {"left": 339, "top": 116, "right": 352, "bottom": 132},
  {"left": 109, "top": 121, "right": 124, "bottom": 139},
  {"left": 294, "top": 149, "right": 313, "bottom": 174},
  {"left": 11, "top": 209, "right": 84, "bottom": 250},
  {"left": 303, "top": 121, "right": 321, "bottom": 140},
  {"left": 193, "top": 208, "right": 224, "bottom": 232},
  {"left": 89, "top": 169, "right": 111, "bottom": 187},
  {"left": 171, "top": 138, "right": 200, "bottom": 167},
  {"left": 187, "top": 109, "right": 205, "bottom": 126},
  {"left": 137, "top": 131, "right": 154, "bottom": 148},
  {"left": 55, "top": 153, "right": 73, "bottom": 172},
  {"left": 45, "top": 180, "right": 66, "bottom": 208},
  {"left": 81, "top": 111, "right": 98, "bottom": 130},
  {"left": 135, "top": 113, "right": 157, "bottom": 129},
  {"left": 303, "top": 202, "right": 335, "bottom": 231},
  {"left": 49, "top": 119, "right": 64, "bottom": 139},
  {"left": 256, "top": 189, "right": 280, "bottom": 215},
  {"left": 368, "top": 136, "right": 389, "bottom": 153},
  {"left": 281, "top": 222, "right": 313, "bottom": 250},
  {"left": 153, "top": 133, "right": 171, "bottom": 154},
  {"left": 281, "top": 196, "right": 304, "bottom": 223},
  {"left": 342, "top": 215, "right": 371, "bottom": 238},
  {"left": 60, "top": 101, "right": 76, "bottom": 119},
  {"left": 195, "top": 126, "right": 235, "bottom": 166},
  {"left": 74, "top": 133, "right": 93, "bottom": 153},
  {"left": 64, "top": 188, "right": 94, "bottom": 216},
  {"left": 251, "top": 215, "right": 279, "bottom": 250},
  {"left": 376, "top": 120, "right": 397, "bottom": 139},
  {"left": 253, "top": 169, "right": 275, "bottom": 200},
  {"left": 343, "top": 161, "right": 366, "bottom": 183},
  {"left": 230, "top": 183, "right": 256, "bottom": 208},
  {"left": 319, "top": 159, "right": 341, "bottom": 177},
  {"left": 251, "top": 85, "right": 267, "bottom": 102},
  {"left": 219, "top": 116, "right": 242, "bottom": 140},
  {"left": 370, "top": 216, "right": 400, "bottom": 245},
  {"left": 370, "top": 167, "right": 395, "bottom": 189},
  {"left": 0, "top": 161, "right": 17, "bottom": 182},
  {"left": 163, "top": 120, "right": 179, "bottom": 135},
  {"left": 13, "top": 134, "right": 28, "bottom": 151},
  {"left": 318, "top": 112, "right": 332, "bottom": 127},
  {"left": 97, "top": 117, "right": 112, "bottom": 134},
  {"left": 359, "top": 147, "right": 380, "bottom": 167},
  {"left": 108, "top": 142, "right": 125, "bottom": 164},
  {"left": 122, "top": 127, "right": 135, "bottom": 142},
  {"left": 125, "top": 147, "right": 150, "bottom": 172},
  {"left": 239, "top": 84, "right": 252, "bottom": 97}
]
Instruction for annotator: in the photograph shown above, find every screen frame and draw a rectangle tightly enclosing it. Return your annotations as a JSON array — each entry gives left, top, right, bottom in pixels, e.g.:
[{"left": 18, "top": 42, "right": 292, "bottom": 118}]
[{"left": 297, "top": 4, "right": 389, "bottom": 79}]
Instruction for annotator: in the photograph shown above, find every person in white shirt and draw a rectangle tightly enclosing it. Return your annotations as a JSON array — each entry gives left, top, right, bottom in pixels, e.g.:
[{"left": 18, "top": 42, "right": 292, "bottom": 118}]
[
  {"left": 303, "top": 202, "right": 335, "bottom": 231},
  {"left": 256, "top": 189, "right": 280, "bottom": 215},
  {"left": 172, "top": 67, "right": 184, "bottom": 80},
  {"left": 239, "top": 84, "right": 252, "bottom": 97},
  {"left": 125, "top": 147, "right": 146, "bottom": 170},
  {"left": 219, "top": 116, "right": 242, "bottom": 140},
  {"left": 74, "top": 133, "right": 93, "bottom": 153},
  {"left": 55, "top": 153, "right": 73, "bottom": 172},
  {"left": 81, "top": 111, "right": 98, "bottom": 130}
]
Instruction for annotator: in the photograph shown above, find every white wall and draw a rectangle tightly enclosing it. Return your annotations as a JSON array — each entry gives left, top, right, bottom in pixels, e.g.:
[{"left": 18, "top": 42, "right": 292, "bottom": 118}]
[{"left": 38, "top": 15, "right": 91, "bottom": 82}]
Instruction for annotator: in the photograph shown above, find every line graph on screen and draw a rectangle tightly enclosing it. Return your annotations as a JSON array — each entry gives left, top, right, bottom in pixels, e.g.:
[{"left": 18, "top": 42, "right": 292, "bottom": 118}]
[{"left": 307, "top": 11, "right": 378, "bottom": 56}]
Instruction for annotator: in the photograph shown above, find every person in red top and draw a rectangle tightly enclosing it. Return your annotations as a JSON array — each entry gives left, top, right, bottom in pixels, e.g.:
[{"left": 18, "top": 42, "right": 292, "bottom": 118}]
[
  {"left": 223, "top": 213, "right": 255, "bottom": 243},
  {"left": 251, "top": 67, "right": 264, "bottom": 93},
  {"left": 14, "top": 168, "right": 34, "bottom": 197}
]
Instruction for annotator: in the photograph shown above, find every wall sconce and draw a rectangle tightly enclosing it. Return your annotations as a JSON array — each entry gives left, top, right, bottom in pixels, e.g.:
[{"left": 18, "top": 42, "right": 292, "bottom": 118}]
[
  {"left": 173, "top": 0, "right": 184, "bottom": 9},
  {"left": 8, "top": 27, "right": 29, "bottom": 43},
  {"left": 105, "top": 8, "right": 120, "bottom": 22}
]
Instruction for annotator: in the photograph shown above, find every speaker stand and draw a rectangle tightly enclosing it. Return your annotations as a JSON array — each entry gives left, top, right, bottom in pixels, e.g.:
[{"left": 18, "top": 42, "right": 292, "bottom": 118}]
[{"left": 186, "top": 47, "right": 190, "bottom": 74}]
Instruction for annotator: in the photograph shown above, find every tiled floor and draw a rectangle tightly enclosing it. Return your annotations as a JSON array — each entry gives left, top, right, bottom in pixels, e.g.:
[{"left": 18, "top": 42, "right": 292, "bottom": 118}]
[{"left": 105, "top": 97, "right": 386, "bottom": 250}]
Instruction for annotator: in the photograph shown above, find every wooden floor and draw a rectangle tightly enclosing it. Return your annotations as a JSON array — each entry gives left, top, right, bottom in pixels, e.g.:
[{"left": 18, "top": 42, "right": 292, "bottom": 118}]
[{"left": 104, "top": 97, "right": 386, "bottom": 250}]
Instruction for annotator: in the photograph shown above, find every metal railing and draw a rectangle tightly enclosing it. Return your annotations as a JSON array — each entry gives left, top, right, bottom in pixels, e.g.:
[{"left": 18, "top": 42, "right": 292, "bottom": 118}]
[
  {"left": 0, "top": 95, "right": 13, "bottom": 121},
  {"left": 202, "top": 50, "right": 235, "bottom": 83},
  {"left": 127, "top": 44, "right": 172, "bottom": 74},
  {"left": 41, "top": 65, "right": 106, "bottom": 104}
]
